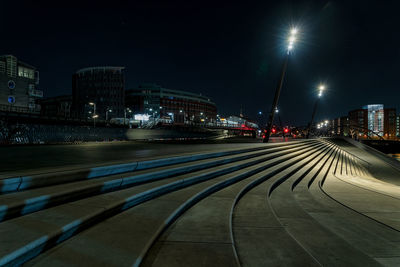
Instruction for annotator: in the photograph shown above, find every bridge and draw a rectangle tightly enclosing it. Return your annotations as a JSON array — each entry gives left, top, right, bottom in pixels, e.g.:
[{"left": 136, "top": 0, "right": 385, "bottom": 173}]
[{"left": 0, "top": 138, "right": 399, "bottom": 266}]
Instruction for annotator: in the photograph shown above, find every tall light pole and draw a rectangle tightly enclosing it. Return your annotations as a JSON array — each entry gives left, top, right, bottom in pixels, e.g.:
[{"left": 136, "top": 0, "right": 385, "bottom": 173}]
[
  {"left": 307, "top": 85, "right": 325, "bottom": 139},
  {"left": 106, "top": 108, "right": 112, "bottom": 123},
  {"left": 89, "top": 102, "right": 96, "bottom": 128},
  {"left": 264, "top": 27, "right": 298, "bottom": 143}
]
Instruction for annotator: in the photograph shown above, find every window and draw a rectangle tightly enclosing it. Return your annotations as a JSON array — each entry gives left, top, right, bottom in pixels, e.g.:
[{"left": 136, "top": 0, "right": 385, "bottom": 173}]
[
  {"left": 18, "top": 66, "right": 34, "bottom": 79},
  {"left": 0, "top": 61, "right": 5, "bottom": 73}
]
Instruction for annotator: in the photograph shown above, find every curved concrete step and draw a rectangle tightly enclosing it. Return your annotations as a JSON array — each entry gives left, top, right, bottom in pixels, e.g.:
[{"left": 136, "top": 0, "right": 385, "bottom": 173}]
[
  {"left": 231, "top": 143, "right": 335, "bottom": 266},
  {"left": 269, "top": 147, "right": 383, "bottom": 266},
  {"left": 21, "top": 142, "right": 328, "bottom": 267},
  {"left": 0, "top": 141, "right": 316, "bottom": 222},
  {"left": 292, "top": 146, "right": 400, "bottom": 265},
  {"left": 0, "top": 141, "right": 307, "bottom": 194},
  {"left": 0, "top": 142, "right": 324, "bottom": 266}
]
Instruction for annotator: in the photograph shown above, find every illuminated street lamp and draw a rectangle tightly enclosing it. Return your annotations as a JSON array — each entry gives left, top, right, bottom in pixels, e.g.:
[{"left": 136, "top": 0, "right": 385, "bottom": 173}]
[
  {"left": 106, "top": 108, "right": 112, "bottom": 122},
  {"left": 307, "top": 84, "right": 326, "bottom": 138},
  {"left": 264, "top": 27, "right": 298, "bottom": 142},
  {"left": 89, "top": 102, "right": 96, "bottom": 128}
]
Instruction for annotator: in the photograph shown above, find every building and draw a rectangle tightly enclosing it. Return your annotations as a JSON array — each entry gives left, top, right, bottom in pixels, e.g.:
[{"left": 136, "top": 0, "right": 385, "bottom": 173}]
[
  {"left": 126, "top": 84, "right": 217, "bottom": 124},
  {"left": 340, "top": 104, "right": 396, "bottom": 139},
  {"left": 0, "top": 55, "right": 42, "bottom": 113},
  {"left": 383, "top": 108, "right": 396, "bottom": 139},
  {"left": 39, "top": 95, "right": 72, "bottom": 118},
  {"left": 363, "top": 104, "right": 384, "bottom": 136},
  {"left": 348, "top": 109, "right": 367, "bottom": 136},
  {"left": 72, "top": 67, "right": 125, "bottom": 120}
]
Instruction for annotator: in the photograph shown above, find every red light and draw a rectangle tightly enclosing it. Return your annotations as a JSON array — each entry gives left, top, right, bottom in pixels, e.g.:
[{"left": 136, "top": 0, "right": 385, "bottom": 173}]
[
  {"left": 284, "top": 128, "right": 289, "bottom": 133},
  {"left": 271, "top": 128, "right": 276, "bottom": 133},
  {"left": 241, "top": 124, "right": 245, "bottom": 128}
]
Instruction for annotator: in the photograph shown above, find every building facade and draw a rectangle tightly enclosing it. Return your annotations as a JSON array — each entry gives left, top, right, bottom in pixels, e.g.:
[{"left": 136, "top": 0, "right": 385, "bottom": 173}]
[
  {"left": 363, "top": 104, "right": 384, "bottom": 136},
  {"left": 348, "top": 109, "right": 367, "bottom": 136},
  {"left": 72, "top": 67, "right": 125, "bottom": 120},
  {"left": 0, "top": 55, "right": 42, "bottom": 113},
  {"left": 39, "top": 95, "right": 72, "bottom": 118},
  {"left": 383, "top": 108, "right": 396, "bottom": 139},
  {"left": 126, "top": 84, "right": 217, "bottom": 124}
]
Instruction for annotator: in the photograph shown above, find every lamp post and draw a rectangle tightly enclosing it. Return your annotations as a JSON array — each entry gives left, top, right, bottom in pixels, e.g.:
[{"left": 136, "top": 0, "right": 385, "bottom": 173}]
[
  {"left": 124, "top": 108, "right": 132, "bottom": 126},
  {"left": 106, "top": 108, "right": 112, "bottom": 123},
  {"left": 89, "top": 102, "right": 96, "bottom": 128},
  {"left": 264, "top": 27, "right": 298, "bottom": 143},
  {"left": 307, "top": 85, "right": 325, "bottom": 138}
]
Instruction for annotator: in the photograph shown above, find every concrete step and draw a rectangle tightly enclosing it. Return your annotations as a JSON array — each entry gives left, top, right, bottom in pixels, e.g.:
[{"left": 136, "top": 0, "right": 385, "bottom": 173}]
[
  {"left": 0, "top": 142, "right": 324, "bottom": 266},
  {"left": 25, "top": 141, "right": 329, "bottom": 267},
  {"left": 269, "top": 146, "right": 384, "bottom": 266},
  {"left": 142, "top": 144, "right": 332, "bottom": 266},
  {"left": 0, "top": 141, "right": 317, "bottom": 222},
  {"left": 231, "top": 143, "right": 335, "bottom": 266},
  {"left": 293, "top": 146, "right": 400, "bottom": 265},
  {"left": 0, "top": 141, "right": 311, "bottom": 194}
]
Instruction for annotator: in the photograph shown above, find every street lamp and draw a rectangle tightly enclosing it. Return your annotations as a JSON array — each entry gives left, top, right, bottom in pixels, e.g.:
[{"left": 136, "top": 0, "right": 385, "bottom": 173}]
[
  {"left": 307, "top": 84, "right": 326, "bottom": 138},
  {"left": 106, "top": 108, "right": 112, "bottom": 122},
  {"left": 264, "top": 27, "right": 298, "bottom": 143},
  {"left": 124, "top": 108, "right": 132, "bottom": 126},
  {"left": 89, "top": 102, "right": 96, "bottom": 128}
]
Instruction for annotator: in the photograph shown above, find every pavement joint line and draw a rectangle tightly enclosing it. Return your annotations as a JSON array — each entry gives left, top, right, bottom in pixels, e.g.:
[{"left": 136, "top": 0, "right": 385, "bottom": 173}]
[
  {"left": 318, "top": 179, "right": 400, "bottom": 233},
  {"left": 155, "top": 240, "right": 233, "bottom": 245},
  {"left": 0, "top": 142, "right": 323, "bottom": 266},
  {"left": 0, "top": 142, "right": 318, "bottom": 223},
  {"left": 0, "top": 141, "right": 316, "bottom": 194}
]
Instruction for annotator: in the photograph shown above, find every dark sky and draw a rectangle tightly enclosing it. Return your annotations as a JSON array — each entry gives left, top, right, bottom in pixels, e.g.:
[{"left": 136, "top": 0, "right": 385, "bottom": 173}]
[{"left": 2, "top": 0, "right": 400, "bottom": 125}]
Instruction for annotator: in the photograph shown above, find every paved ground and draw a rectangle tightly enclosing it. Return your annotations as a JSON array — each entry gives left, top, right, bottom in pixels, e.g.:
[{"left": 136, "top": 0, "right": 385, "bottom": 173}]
[{"left": 0, "top": 137, "right": 399, "bottom": 266}]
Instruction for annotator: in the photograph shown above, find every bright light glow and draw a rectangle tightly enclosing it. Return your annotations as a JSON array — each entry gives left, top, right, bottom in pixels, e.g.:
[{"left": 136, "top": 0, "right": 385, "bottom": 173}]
[
  {"left": 92, "top": 115, "right": 98, "bottom": 118},
  {"left": 179, "top": 110, "right": 183, "bottom": 113},
  {"left": 286, "top": 27, "right": 299, "bottom": 52},
  {"left": 89, "top": 102, "right": 95, "bottom": 106},
  {"left": 275, "top": 108, "right": 279, "bottom": 113},
  {"left": 258, "top": 111, "right": 262, "bottom": 115},
  {"left": 319, "top": 85, "right": 325, "bottom": 90},
  {"left": 134, "top": 114, "right": 150, "bottom": 121},
  {"left": 324, "top": 120, "right": 328, "bottom": 124}
]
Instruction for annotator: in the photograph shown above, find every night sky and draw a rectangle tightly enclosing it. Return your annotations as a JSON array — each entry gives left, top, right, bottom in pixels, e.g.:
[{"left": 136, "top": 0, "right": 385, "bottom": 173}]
[{"left": 2, "top": 0, "right": 399, "bottom": 126}]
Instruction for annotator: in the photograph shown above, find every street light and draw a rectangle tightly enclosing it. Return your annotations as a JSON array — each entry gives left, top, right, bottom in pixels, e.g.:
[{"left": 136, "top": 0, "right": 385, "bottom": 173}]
[
  {"left": 106, "top": 108, "right": 112, "bottom": 122},
  {"left": 89, "top": 102, "right": 96, "bottom": 128},
  {"left": 264, "top": 27, "right": 298, "bottom": 143},
  {"left": 307, "top": 84, "right": 326, "bottom": 138}
]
